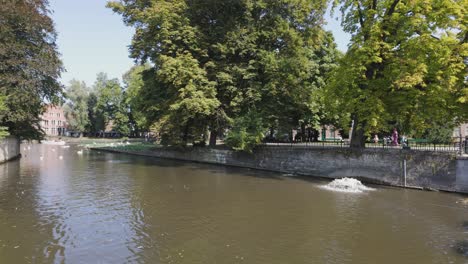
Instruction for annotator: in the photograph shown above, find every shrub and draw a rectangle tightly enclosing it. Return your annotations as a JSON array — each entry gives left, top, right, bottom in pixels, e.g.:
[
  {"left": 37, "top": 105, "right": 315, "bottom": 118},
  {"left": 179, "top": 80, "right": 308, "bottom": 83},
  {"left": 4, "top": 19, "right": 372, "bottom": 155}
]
[{"left": 225, "top": 112, "right": 266, "bottom": 153}]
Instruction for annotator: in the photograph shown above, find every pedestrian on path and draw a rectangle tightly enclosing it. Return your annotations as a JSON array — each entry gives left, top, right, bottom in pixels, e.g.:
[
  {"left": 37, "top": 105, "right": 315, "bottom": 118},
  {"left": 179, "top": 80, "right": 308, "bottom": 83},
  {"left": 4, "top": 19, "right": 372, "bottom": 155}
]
[{"left": 391, "top": 128, "right": 399, "bottom": 146}]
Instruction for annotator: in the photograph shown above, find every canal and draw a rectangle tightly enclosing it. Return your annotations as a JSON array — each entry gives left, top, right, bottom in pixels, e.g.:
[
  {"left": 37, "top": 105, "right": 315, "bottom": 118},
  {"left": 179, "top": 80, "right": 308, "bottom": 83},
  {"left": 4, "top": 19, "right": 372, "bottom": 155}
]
[{"left": 0, "top": 144, "right": 467, "bottom": 263}]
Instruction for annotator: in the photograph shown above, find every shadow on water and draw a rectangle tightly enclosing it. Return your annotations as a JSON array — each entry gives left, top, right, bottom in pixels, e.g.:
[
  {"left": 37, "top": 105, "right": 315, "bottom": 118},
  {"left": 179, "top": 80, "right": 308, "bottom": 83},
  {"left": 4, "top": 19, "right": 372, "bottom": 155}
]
[
  {"left": 96, "top": 150, "right": 287, "bottom": 181},
  {"left": 0, "top": 157, "right": 61, "bottom": 263}
]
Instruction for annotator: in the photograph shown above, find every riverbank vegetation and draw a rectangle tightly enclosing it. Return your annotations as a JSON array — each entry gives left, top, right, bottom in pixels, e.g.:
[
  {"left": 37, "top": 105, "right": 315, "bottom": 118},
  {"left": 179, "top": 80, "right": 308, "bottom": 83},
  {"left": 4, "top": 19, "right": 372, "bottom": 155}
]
[
  {"left": 105, "top": 0, "right": 466, "bottom": 150},
  {"left": 107, "top": 0, "right": 341, "bottom": 149},
  {"left": 326, "top": 0, "right": 468, "bottom": 148},
  {"left": 0, "top": 0, "right": 63, "bottom": 140},
  {"left": 1, "top": 0, "right": 466, "bottom": 150}
]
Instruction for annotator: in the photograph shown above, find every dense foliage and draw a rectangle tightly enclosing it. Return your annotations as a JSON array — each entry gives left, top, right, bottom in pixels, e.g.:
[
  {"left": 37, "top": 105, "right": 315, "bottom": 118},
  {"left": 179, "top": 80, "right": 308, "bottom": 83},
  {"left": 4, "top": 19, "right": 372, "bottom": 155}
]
[
  {"left": 123, "top": 64, "right": 151, "bottom": 136},
  {"left": 63, "top": 80, "right": 90, "bottom": 133},
  {"left": 94, "top": 74, "right": 130, "bottom": 135},
  {"left": 108, "top": 0, "right": 337, "bottom": 149},
  {"left": 225, "top": 111, "right": 266, "bottom": 153},
  {"left": 327, "top": 0, "right": 467, "bottom": 147},
  {"left": 0, "top": 95, "right": 8, "bottom": 138},
  {"left": 62, "top": 73, "right": 133, "bottom": 137},
  {"left": 59, "top": 0, "right": 466, "bottom": 150},
  {"left": 0, "top": 0, "right": 63, "bottom": 139}
]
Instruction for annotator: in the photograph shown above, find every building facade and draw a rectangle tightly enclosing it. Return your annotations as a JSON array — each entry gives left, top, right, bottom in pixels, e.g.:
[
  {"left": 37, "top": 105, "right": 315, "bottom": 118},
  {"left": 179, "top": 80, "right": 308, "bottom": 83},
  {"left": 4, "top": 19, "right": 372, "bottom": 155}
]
[
  {"left": 453, "top": 123, "right": 468, "bottom": 139},
  {"left": 40, "top": 105, "right": 67, "bottom": 136}
]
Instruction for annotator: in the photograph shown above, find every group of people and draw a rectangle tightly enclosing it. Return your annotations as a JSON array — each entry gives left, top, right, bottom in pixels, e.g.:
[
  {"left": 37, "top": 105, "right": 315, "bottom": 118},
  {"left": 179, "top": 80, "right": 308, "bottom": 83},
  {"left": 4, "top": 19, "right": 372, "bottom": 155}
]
[{"left": 373, "top": 128, "right": 406, "bottom": 146}]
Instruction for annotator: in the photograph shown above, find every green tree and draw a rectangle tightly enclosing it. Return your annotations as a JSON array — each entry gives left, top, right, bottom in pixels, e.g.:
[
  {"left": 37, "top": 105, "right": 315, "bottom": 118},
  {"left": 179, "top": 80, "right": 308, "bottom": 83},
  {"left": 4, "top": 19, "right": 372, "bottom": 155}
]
[
  {"left": 122, "top": 64, "right": 152, "bottom": 136},
  {"left": 89, "top": 73, "right": 109, "bottom": 134},
  {"left": 94, "top": 73, "right": 130, "bottom": 136},
  {"left": 186, "top": 0, "right": 334, "bottom": 145},
  {"left": 423, "top": 121, "right": 456, "bottom": 144},
  {"left": 225, "top": 111, "right": 266, "bottom": 153},
  {"left": 108, "top": 0, "right": 333, "bottom": 147},
  {"left": 85, "top": 92, "right": 101, "bottom": 134},
  {"left": 327, "top": 0, "right": 467, "bottom": 147},
  {"left": 63, "top": 80, "right": 89, "bottom": 134},
  {"left": 0, "top": 96, "right": 9, "bottom": 139},
  {"left": 108, "top": 0, "right": 220, "bottom": 145},
  {"left": 0, "top": 0, "right": 63, "bottom": 139}
]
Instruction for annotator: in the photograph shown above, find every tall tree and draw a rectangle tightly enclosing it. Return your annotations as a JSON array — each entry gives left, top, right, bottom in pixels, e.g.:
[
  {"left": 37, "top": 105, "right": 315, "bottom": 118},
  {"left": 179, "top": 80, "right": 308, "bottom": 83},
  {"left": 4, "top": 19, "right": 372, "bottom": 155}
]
[
  {"left": 63, "top": 80, "right": 89, "bottom": 134},
  {"left": 85, "top": 92, "right": 100, "bottom": 134},
  {"left": 89, "top": 72, "right": 110, "bottom": 134},
  {"left": 94, "top": 74, "right": 130, "bottom": 136},
  {"left": 0, "top": 0, "right": 63, "bottom": 139},
  {"left": 122, "top": 64, "right": 151, "bottom": 136},
  {"left": 108, "top": 0, "right": 332, "bottom": 147},
  {"left": 327, "top": 0, "right": 467, "bottom": 147}
]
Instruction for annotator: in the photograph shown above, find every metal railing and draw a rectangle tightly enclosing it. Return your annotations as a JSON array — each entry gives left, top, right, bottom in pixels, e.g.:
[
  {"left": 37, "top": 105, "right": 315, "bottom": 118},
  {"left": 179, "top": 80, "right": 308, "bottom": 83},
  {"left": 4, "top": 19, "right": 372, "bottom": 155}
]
[{"left": 260, "top": 139, "right": 467, "bottom": 154}]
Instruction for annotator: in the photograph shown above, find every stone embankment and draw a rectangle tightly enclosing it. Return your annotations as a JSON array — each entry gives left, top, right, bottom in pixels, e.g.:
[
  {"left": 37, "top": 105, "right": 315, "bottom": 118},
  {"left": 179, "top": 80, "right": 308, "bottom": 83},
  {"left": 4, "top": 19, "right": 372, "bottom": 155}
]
[
  {"left": 0, "top": 136, "right": 21, "bottom": 164},
  {"left": 93, "top": 146, "right": 468, "bottom": 194}
]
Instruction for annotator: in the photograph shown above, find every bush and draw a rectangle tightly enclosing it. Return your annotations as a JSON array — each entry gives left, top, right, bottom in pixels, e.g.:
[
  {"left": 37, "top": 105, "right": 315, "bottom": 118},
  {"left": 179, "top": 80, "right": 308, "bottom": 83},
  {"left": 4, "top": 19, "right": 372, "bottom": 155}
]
[
  {"left": 423, "top": 121, "right": 455, "bottom": 143},
  {"left": 225, "top": 112, "right": 266, "bottom": 153}
]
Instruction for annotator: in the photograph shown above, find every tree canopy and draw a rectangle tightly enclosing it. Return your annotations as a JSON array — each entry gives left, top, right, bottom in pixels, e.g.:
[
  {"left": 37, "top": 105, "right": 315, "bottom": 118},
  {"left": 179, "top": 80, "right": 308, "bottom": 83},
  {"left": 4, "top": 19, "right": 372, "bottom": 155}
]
[
  {"left": 63, "top": 80, "right": 89, "bottom": 133},
  {"left": 0, "top": 0, "right": 63, "bottom": 139},
  {"left": 123, "top": 64, "right": 152, "bottom": 135},
  {"left": 94, "top": 73, "right": 131, "bottom": 136},
  {"left": 327, "top": 0, "right": 467, "bottom": 147},
  {"left": 108, "top": 0, "right": 336, "bottom": 148}
]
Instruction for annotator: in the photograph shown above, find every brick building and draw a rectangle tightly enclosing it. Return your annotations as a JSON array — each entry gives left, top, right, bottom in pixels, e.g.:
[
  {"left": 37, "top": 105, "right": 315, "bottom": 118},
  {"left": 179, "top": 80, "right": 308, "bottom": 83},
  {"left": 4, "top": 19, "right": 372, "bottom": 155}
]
[{"left": 40, "top": 105, "right": 67, "bottom": 136}]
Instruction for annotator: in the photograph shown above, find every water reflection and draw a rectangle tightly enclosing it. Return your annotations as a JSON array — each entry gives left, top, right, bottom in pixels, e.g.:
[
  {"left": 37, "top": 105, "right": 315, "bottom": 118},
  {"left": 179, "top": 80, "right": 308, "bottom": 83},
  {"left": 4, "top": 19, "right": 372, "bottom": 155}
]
[
  {"left": 0, "top": 144, "right": 466, "bottom": 263},
  {"left": 0, "top": 157, "right": 58, "bottom": 263}
]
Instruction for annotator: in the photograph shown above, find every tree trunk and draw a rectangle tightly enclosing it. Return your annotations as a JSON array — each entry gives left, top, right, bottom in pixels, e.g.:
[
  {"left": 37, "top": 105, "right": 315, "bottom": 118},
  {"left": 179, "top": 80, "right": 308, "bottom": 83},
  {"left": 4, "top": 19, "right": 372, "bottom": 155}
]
[
  {"left": 182, "top": 122, "right": 190, "bottom": 146},
  {"left": 209, "top": 130, "right": 217, "bottom": 147},
  {"left": 350, "top": 120, "right": 366, "bottom": 148}
]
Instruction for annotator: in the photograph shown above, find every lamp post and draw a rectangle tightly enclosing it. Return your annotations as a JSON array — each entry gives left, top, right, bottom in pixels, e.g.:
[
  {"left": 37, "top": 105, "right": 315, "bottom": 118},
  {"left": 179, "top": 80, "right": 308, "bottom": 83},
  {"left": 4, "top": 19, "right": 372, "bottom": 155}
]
[{"left": 459, "top": 125, "right": 463, "bottom": 156}]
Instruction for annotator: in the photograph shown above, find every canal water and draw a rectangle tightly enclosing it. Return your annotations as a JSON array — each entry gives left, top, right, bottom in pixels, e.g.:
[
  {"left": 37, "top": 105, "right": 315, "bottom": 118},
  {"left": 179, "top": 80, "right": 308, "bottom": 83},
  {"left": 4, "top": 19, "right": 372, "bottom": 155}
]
[{"left": 0, "top": 144, "right": 467, "bottom": 263}]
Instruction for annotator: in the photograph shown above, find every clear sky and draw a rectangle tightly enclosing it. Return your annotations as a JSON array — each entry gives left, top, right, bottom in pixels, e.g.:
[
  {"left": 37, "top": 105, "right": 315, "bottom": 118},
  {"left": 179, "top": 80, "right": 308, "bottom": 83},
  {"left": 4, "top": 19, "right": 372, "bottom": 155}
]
[{"left": 49, "top": 0, "right": 350, "bottom": 87}]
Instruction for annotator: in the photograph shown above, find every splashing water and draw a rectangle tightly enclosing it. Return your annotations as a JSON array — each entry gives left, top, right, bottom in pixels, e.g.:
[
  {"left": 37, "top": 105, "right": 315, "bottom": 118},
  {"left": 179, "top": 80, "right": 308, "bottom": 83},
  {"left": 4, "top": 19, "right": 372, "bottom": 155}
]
[{"left": 323, "top": 178, "right": 374, "bottom": 193}]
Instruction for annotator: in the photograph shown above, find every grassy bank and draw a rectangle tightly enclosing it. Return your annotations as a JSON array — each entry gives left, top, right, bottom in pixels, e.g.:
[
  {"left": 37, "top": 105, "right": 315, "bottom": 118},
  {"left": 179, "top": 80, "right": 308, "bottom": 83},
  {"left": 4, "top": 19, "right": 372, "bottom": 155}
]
[{"left": 83, "top": 141, "right": 158, "bottom": 150}]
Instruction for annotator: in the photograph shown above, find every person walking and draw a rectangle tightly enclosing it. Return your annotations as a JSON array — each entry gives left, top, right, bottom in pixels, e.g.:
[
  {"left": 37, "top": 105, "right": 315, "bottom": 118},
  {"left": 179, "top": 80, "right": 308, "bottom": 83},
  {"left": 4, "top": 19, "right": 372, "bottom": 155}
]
[
  {"left": 373, "top": 134, "right": 379, "bottom": 144},
  {"left": 391, "top": 128, "right": 399, "bottom": 146}
]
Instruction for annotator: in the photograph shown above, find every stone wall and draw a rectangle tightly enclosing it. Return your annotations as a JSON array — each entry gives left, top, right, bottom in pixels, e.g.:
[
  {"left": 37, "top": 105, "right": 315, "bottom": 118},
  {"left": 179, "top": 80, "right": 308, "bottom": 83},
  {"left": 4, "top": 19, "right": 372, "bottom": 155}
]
[
  {"left": 97, "top": 146, "right": 468, "bottom": 193},
  {"left": 0, "top": 136, "right": 20, "bottom": 164}
]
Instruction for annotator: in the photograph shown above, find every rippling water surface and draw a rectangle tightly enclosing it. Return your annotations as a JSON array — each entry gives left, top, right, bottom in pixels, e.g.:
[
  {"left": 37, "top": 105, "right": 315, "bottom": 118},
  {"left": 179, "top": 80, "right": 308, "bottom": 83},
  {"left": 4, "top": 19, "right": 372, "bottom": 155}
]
[{"left": 0, "top": 144, "right": 467, "bottom": 263}]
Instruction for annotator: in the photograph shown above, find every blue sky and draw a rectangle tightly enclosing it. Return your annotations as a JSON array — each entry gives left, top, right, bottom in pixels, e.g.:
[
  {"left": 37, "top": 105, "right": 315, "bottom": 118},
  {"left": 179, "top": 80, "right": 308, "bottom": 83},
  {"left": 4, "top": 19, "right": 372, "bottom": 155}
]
[{"left": 49, "top": 0, "right": 350, "bottom": 87}]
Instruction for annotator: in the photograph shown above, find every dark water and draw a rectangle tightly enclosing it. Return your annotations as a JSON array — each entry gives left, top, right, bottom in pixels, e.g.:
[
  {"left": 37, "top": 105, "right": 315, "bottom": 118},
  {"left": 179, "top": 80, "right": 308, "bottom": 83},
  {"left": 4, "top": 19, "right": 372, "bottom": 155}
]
[{"left": 0, "top": 144, "right": 467, "bottom": 264}]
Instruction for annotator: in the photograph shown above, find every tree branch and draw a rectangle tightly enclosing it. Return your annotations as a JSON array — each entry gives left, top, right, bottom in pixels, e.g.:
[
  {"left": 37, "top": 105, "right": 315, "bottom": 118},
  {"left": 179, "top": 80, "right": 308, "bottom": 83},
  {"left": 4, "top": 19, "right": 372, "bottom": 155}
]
[
  {"left": 385, "top": 0, "right": 400, "bottom": 17},
  {"left": 356, "top": 1, "right": 365, "bottom": 29}
]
